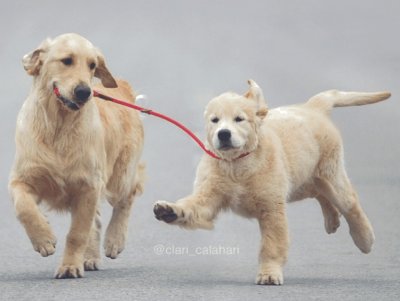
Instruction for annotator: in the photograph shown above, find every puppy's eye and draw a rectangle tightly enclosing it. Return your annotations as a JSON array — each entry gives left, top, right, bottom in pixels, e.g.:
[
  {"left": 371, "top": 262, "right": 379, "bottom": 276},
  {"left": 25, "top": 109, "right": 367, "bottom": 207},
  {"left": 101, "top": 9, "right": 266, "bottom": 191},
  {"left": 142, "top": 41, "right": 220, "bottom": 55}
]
[
  {"left": 211, "top": 117, "right": 219, "bottom": 123},
  {"left": 61, "top": 58, "right": 73, "bottom": 66},
  {"left": 89, "top": 62, "right": 96, "bottom": 70},
  {"left": 234, "top": 116, "right": 244, "bottom": 122}
]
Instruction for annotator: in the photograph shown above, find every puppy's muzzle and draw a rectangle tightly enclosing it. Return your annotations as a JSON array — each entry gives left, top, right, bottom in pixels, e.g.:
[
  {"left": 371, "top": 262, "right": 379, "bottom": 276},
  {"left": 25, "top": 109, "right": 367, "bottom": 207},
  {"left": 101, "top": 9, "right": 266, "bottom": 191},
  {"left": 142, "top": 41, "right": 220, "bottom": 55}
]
[
  {"left": 218, "top": 129, "right": 231, "bottom": 141},
  {"left": 217, "top": 129, "right": 233, "bottom": 149}
]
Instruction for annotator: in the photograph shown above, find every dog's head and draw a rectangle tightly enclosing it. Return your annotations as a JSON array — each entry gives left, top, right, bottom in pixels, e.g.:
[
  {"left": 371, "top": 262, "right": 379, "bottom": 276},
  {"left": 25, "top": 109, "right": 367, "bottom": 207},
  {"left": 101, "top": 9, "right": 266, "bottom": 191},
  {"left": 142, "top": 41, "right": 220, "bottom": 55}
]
[
  {"left": 22, "top": 33, "right": 117, "bottom": 111},
  {"left": 204, "top": 80, "right": 268, "bottom": 160}
]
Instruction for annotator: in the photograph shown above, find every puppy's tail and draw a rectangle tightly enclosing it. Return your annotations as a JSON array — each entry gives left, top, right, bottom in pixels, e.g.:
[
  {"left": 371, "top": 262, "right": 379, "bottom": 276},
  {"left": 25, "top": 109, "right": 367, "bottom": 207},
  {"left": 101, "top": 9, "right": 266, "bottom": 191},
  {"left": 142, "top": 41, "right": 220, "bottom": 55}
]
[{"left": 306, "top": 90, "right": 391, "bottom": 113}]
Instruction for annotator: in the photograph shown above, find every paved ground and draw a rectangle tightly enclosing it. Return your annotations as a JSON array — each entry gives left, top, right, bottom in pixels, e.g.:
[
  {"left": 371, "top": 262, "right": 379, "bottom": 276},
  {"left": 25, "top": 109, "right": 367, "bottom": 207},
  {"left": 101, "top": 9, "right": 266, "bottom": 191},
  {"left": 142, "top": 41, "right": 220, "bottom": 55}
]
[{"left": 1, "top": 1, "right": 399, "bottom": 300}]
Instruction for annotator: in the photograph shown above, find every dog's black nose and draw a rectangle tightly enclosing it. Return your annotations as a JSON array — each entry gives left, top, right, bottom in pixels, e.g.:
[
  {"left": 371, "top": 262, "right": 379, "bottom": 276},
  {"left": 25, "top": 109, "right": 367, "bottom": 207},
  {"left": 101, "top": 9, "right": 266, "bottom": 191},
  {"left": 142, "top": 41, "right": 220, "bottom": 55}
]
[
  {"left": 74, "top": 84, "right": 91, "bottom": 102},
  {"left": 218, "top": 129, "right": 231, "bottom": 141}
]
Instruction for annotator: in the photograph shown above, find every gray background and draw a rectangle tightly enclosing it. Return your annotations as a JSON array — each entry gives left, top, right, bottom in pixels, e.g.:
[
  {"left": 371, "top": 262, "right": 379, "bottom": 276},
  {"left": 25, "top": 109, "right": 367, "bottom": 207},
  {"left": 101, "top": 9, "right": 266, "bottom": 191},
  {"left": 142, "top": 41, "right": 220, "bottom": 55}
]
[{"left": 0, "top": 0, "right": 399, "bottom": 300}]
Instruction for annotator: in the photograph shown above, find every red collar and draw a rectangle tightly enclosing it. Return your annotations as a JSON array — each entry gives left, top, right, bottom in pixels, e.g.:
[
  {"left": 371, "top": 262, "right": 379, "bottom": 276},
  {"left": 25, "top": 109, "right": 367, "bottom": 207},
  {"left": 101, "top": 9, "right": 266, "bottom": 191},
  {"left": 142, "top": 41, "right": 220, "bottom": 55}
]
[
  {"left": 218, "top": 151, "right": 251, "bottom": 162},
  {"left": 232, "top": 152, "right": 251, "bottom": 161}
]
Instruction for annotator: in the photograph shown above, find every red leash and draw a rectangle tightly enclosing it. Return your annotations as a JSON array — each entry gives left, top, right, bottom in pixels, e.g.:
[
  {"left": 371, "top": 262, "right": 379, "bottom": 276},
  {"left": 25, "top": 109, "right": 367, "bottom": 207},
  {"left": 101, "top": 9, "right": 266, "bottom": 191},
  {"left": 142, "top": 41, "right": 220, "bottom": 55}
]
[
  {"left": 92, "top": 90, "right": 221, "bottom": 160},
  {"left": 53, "top": 86, "right": 253, "bottom": 161}
]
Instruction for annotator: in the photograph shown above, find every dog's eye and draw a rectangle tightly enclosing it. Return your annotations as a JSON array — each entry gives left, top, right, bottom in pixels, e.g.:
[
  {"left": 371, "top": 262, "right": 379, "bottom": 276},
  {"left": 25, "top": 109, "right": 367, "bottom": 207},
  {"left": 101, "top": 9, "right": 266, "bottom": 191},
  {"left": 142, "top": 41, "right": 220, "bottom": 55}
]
[
  {"left": 234, "top": 116, "right": 244, "bottom": 122},
  {"left": 61, "top": 58, "right": 73, "bottom": 66},
  {"left": 89, "top": 62, "right": 96, "bottom": 70},
  {"left": 211, "top": 117, "right": 219, "bottom": 123}
]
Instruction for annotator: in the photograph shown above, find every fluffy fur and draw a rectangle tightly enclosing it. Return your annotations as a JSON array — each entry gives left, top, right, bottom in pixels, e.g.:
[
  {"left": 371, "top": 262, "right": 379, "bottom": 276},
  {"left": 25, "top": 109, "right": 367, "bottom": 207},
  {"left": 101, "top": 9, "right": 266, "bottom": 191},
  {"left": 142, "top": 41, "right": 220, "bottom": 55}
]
[
  {"left": 9, "top": 33, "right": 145, "bottom": 278},
  {"left": 154, "top": 80, "right": 390, "bottom": 285}
]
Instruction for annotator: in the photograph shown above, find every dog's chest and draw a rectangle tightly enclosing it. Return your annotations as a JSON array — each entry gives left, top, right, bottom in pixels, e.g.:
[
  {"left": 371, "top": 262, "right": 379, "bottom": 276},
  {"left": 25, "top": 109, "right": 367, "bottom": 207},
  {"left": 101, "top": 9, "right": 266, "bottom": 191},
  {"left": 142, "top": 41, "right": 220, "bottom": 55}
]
[{"left": 22, "top": 141, "right": 104, "bottom": 202}]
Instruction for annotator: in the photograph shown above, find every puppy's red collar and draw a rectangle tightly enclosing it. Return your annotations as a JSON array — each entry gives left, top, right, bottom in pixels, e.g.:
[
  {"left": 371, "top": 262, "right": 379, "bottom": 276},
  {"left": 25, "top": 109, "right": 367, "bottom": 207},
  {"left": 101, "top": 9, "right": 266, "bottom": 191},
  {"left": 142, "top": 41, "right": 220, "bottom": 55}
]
[{"left": 232, "top": 152, "right": 251, "bottom": 161}]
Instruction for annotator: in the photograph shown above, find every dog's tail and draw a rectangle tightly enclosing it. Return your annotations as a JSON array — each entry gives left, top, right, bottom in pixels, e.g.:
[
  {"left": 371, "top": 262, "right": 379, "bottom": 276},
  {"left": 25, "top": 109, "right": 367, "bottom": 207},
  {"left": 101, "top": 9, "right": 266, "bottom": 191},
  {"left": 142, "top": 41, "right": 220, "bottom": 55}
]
[
  {"left": 115, "top": 79, "right": 137, "bottom": 103},
  {"left": 133, "top": 162, "right": 146, "bottom": 197},
  {"left": 306, "top": 90, "right": 391, "bottom": 113}
]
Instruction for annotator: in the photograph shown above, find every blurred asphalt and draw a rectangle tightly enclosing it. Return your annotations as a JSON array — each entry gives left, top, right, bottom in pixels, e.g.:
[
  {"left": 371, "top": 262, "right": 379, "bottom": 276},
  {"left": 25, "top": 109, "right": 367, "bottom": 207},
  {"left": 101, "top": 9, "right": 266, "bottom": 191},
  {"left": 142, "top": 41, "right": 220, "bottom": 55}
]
[{"left": 0, "top": 1, "right": 399, "bottom": 300}]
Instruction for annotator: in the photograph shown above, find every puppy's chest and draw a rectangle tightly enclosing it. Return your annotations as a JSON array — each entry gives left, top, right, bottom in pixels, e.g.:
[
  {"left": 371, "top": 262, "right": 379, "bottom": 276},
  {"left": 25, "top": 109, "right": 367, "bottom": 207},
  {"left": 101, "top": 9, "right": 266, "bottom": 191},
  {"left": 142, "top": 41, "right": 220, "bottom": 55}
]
[{"left": 227, "top": 181, "right": 262, "bottom": 217}]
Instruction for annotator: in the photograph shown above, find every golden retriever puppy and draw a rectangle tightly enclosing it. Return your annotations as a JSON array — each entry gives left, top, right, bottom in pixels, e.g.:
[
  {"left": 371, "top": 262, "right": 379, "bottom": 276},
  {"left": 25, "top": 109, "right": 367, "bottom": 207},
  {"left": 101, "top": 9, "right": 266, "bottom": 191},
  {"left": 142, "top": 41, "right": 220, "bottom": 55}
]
[
  {"left": 9, "top": 33, "right": 145, "bottom": 278},
  {"left": 154, "top": 80, "right": 390, "bottom": 285}
]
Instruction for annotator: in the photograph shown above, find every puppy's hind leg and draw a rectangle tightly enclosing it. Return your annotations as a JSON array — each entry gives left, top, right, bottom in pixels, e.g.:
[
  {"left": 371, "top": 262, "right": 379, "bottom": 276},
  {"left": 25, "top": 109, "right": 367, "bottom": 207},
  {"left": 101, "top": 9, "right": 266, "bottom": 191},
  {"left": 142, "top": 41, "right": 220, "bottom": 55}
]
[
  {"left": 315, "top": 173, "right": 375, "bottom": 253},
  {"left": 316, "top": 195, "right": 341, "bottom": 234}
]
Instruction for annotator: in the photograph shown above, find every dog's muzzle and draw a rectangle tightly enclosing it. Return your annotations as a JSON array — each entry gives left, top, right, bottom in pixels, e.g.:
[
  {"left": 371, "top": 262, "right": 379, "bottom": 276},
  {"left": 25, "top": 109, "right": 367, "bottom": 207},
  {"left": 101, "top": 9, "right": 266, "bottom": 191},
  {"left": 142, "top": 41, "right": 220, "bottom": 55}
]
[
  {"left": 74, "top": 84, "right": 92, "bottom": 104},
  {"left": 53, "top": 82, "right": 92, "bottom": 111}
]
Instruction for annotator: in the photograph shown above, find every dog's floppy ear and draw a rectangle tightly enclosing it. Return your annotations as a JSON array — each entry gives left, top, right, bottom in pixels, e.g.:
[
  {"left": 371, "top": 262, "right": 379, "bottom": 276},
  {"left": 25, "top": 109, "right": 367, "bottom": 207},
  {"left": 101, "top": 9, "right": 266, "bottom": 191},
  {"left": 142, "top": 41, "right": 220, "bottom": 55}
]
[
  {"left": 244, "top": 79, "right": 268, "bottom": 119},
  {"left": 22, "top": 38, "right": 51, "bottom": 76},
  {"left": 95, "top": 50, "right": 118, "bottom": 88}
]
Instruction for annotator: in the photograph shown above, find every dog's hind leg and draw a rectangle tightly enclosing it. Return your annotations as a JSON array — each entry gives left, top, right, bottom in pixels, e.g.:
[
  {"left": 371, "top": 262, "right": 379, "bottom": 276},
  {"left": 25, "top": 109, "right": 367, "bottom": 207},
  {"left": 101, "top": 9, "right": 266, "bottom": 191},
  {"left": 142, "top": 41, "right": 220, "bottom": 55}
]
[
  {"left": 84, "top": 208, "right": 102, "bottom": 271},
  {"left": 10, "top": 181, "right": 57, "bottom": 257},
  {"left": 104, "top": 151, "right": 144, "bottom": 259},
  {"left": 315, "top": 172, "right": 375, "bottom": 253},
  {"left": 316, "top": 195, "right": 341, "bottom": 234},
  {"left": 103, "top": 191, "right": 137, "bottom": 259}
]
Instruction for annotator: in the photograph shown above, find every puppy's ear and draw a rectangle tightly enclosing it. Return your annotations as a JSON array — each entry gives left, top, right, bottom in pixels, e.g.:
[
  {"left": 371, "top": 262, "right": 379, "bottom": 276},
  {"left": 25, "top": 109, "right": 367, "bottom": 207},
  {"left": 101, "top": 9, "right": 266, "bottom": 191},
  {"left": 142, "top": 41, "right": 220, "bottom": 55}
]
[
  {"left": 256, "top": 107, "right": 268, "bottom": 119},
  {"left": 95, "top": 50, "right": 118, "bottom": 88},
  {"left": 244, "top": 79, "right": 268, "bottom": 119},
  {"left": 22, "top": 38, "right": 51, "bottom": 76}
]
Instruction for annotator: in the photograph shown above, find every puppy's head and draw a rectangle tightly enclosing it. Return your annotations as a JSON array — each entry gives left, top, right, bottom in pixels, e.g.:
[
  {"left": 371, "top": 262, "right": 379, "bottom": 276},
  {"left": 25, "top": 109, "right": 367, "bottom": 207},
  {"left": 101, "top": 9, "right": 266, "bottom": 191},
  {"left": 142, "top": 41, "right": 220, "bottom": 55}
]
[
  {"left": 22, "top": 33, "right": 117, "bottom": 111},
  {"left": 204, "top": 80, "right": 268, "bottom": 160}
]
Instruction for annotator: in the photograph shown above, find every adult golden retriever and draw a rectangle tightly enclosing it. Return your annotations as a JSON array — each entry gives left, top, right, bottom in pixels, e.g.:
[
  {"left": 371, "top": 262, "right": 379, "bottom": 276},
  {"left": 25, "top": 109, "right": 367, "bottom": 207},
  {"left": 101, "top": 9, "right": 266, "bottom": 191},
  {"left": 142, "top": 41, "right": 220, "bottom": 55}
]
[
  {"left": 154, "top": 80, "right": 390, "bottom": 285},
  {"left": 9, "top": 33, "right": 144, "bottom": 278}
]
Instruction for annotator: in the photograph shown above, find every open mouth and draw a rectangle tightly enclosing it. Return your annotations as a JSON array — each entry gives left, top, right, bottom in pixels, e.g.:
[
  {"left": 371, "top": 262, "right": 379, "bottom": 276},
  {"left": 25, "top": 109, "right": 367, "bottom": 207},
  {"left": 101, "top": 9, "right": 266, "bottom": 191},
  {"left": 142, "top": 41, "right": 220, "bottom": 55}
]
[{"left": 53, "top": 83, "right": 80, "bottom": 111}]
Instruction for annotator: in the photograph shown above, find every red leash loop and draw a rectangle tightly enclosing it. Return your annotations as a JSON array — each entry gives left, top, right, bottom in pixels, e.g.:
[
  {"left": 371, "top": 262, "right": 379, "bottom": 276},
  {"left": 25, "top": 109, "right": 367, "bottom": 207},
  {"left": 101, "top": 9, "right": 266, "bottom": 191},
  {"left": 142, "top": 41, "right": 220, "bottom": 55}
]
[{"left": 93, "top": 90, "right": 221, "bottom": 160}]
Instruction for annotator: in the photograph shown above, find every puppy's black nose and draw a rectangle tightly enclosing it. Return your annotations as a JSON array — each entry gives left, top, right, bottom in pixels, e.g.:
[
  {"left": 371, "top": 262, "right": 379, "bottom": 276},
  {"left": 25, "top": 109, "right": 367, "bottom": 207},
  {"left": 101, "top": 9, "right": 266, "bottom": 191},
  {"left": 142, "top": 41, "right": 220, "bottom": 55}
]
[
  {"left": 74, "top": 84, "right": 91, "bottom": 102},
  {"left": 218, "top": 129, "right": 231, "bottom": 141}
]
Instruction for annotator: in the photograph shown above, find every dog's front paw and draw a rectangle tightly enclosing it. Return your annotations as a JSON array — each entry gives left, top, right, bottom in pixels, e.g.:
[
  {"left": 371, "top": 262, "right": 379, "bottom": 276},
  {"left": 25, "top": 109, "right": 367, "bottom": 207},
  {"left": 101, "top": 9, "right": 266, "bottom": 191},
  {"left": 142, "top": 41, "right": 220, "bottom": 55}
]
[
  {"left": 153, "top": 201, "right": 178, "bottom": 223},
  {"left": 31, "top": 232, "right": 57, "bottom": 257},
  {"left": 55, "top": 264, "right": 84, "bottom": 279},
  {"left": 256, "top": 270, "right": 284, "bottom": 285}
]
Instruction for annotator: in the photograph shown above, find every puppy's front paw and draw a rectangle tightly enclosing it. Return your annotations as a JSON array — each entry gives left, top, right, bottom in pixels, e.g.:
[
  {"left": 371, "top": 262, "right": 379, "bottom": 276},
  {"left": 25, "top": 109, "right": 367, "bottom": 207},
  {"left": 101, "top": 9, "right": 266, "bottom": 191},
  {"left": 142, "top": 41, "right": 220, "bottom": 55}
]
[
  {"left": 55, "top": 264, "right": 84, "bottom": 279},
  {"left": 153, "top": 201, "right": 178, "bottom": 223},
  {"left": 256, "top": 270, "right": 283, "bottom": 285}
]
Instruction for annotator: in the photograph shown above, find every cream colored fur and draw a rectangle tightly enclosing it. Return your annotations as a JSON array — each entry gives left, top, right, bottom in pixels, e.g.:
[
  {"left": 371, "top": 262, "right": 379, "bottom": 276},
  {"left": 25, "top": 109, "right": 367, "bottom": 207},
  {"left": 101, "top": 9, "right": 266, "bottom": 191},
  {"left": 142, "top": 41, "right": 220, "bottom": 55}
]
[
  {"left": 154, "top": 80, "right": 390, "bottom": 285},
  {"left": 9, "top": 33, "right": 145, "bottom": 278}
]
